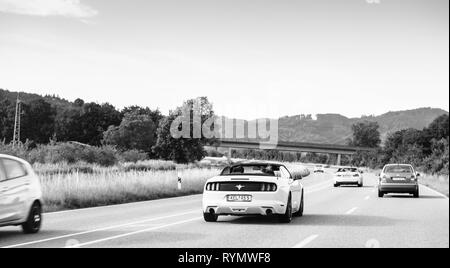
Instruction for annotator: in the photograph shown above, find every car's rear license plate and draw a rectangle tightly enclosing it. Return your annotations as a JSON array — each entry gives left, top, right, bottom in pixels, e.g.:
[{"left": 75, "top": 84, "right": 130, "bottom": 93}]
[
  {"left": 227, "top": 195, "right": 252, "bottom": 202},
  {"left": 393, "top": 177, "right": 406, "bottom": 181}
]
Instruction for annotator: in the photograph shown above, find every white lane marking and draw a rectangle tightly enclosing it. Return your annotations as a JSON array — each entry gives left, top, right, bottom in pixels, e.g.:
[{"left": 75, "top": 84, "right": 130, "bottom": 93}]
[
  {"left": 345, "top": 207, "right": 358, "bottom": 215},
  {"left": 45, "top": 195, "right": 202, "bottom": 215},
  {"left": 420, "top": 184, "right": 449, "bottom": 200},
  {"left": 292, "top": 234, "right": 319, "bottom": 248},
  {"left": 2, "top": 210, "right": 199, "bottom": 249},
  {"left": 365, "top": 196, "right": 371, "bottom": 200},
  {"left": 66, "top": 217, "right": 202, "bottom": 248}
]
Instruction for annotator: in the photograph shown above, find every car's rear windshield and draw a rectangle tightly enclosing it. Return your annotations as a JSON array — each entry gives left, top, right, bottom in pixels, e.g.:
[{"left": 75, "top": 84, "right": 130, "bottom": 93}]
[
  {"left": 220, "top": 164, "right": 280, "bottom": 176},
  {"left": 384, "top": 165, "right": 413, "bottom": 173},
  {"left": 337, "top": 168, "right": 358, "bottom": 173}
]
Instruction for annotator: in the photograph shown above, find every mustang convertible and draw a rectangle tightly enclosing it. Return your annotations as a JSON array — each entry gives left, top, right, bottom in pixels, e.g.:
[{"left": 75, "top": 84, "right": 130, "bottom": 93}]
[{"left": 202, "top": 162, "right": 307, "bottom": 223}]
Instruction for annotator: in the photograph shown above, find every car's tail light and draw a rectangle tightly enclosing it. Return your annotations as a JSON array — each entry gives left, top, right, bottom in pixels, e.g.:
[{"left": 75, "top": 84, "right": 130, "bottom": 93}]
[
  {"left": 260, "top": 183, "right": 277, "bottom": 192},
  {"left": 206, "top": 182, "right": 220, "bottom": 191}
]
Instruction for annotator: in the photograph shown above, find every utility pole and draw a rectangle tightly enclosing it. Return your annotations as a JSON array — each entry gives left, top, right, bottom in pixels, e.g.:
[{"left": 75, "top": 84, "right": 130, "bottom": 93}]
[{"left": 12, "top": 93, "right": 22, "bottom": 148}]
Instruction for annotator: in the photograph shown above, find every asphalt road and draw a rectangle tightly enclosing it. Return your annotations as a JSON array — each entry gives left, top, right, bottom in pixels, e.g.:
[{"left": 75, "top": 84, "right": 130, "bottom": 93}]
[{"left": 0, "top": 171, "right": 448, "bottom": 248}]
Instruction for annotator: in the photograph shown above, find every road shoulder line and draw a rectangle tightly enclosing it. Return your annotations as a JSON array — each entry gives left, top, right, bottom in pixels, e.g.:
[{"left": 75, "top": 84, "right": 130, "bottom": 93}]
[
  {"left": 45, "top": 194, "right": 202, "bottom": 216},
  {"left": 345, "top": 207, "right": 358, "bottom": 215},
  {"left": 67, "top": 217, "right": 201, "bottom": 248},
  {"left": 2, "top": 210, "right": 199, "bottom": 248},
  {"left": 420, "top": 184, "right": 449, "bottom": 200},
  {"left": 292, "top": 235, "right": 319, "bottom": 248}
]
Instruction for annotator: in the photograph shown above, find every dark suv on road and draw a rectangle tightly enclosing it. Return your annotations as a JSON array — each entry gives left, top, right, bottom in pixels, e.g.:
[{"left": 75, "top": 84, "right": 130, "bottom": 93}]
[{"left": 378, "top": 164, "right": 420, "bottom": 198}]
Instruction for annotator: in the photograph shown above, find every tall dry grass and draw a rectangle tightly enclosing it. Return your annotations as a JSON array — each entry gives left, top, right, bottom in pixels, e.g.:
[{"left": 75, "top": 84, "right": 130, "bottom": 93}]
[
  {"left": 419, "top": 174, "right": 449, "bottom": 197},
  {"left": 40, "top": 167, "right": 220, "bottom": 212}
]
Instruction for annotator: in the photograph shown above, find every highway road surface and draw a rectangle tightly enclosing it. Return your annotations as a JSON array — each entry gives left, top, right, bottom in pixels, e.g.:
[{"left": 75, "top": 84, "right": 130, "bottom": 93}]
[{"left": 0, "top": 171, "right": 448, "bottom": 248}]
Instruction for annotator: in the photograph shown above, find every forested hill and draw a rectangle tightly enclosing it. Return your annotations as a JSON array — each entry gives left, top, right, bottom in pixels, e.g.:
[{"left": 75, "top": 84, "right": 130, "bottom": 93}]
[
  {"left": 278, "top": 108, "right": 449, "bottom": 144},
  {"left": 0, "top": 88, "right": 73, "bottom": 111},
  {"left": 1, "top": 88, "right": 448, "bottom": 145}
]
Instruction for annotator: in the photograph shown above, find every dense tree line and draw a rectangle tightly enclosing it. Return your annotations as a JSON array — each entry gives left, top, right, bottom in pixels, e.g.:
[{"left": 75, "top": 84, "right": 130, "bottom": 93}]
[
  {"left": 0, "top": 96, "right": 214, "bottom": 163},
  {"left": 351, "top": 115, "right": 449, "bottom": 175},
  {"left": 1, "top": 92, "right": 448, "bottom": 170}
]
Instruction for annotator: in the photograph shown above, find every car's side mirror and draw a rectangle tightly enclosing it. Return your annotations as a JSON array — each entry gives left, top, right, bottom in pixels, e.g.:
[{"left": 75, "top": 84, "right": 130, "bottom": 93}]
[{"left": 290, "top": 171, "right": 303, "bottom": 181}]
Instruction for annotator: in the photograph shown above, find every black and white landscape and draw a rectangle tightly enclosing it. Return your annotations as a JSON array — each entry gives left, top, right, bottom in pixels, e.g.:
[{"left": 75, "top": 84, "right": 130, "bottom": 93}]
[{"left": 0, "top": 0, "right": 448, "bottom": 249}]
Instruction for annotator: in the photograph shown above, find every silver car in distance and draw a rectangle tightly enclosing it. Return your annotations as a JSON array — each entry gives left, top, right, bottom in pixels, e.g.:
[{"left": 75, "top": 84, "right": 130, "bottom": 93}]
[{"left": 378, "top": 164, "right": 420, "bottom": 198}]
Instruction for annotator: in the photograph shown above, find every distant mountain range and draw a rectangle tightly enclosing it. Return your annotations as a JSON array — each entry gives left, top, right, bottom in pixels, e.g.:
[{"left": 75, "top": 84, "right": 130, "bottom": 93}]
[
  {"left": 1, "top": 88, "right": 448, "bottom": 144},
  {"left": 277, "top": 108, "right": 448, "bottom": 144}
]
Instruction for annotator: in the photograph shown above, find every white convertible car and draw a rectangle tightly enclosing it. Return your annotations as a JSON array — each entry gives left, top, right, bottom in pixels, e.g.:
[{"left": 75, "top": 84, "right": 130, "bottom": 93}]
[
  {"left": 202, "top": 161, "right": 307, "bottom": 223},
  {"left": 333, "top": 167, "right": 364, "bottom": 187}
]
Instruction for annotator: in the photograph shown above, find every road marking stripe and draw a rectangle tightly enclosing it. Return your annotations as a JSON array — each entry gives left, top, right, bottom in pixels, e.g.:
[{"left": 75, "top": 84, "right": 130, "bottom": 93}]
[
  {"left": 1, "top": 210, "right": 199, "bottom": 248},
  {"left": 420, "top": 184, "right": 449, "bottom": 200},
  {"left": 292, "top": 235, "right": 319, "bottom": 248},
  {"left": 66, "top": 217, "right": 202, "bottom": 248},
  {"left": 345, "top": 207, "right": 358, "bottom": 215},
  {"left": 45, "top": 195, "right": 202, "bottom": 216}
]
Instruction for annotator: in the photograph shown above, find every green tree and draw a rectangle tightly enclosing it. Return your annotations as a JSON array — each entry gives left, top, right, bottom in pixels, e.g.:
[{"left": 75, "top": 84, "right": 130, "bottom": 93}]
[
  {"left": 103, "top": 111, "right": 157, "bottom": 153},
  {"left": 426, "top": 114, "right": 449, "bottom": 141},
  {"left": 56, "top": 102, "right": 122, "bottom": 145},
  {"left": 153, "top": 97, "right": 214, "bottom": 163},
  {"left": 0, "top": 99, "right": 15, "bottom": 142},
  {"left": 21, "top": 99, "right": 56, "bottom": 144},
  {"left": 121, "top": 106, "right": 163, "bottom": 128},
  {"left": 349, "top": 121, "right": 381, "bottom": 148},
  {"left": 424, "top": 138, "right": 449, "bottom": 175}
]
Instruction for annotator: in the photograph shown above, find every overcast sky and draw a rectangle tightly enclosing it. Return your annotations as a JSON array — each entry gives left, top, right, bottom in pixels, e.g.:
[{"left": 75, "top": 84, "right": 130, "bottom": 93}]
[{"left": 0, "top": 0, "right": 448, "bottom": 119}]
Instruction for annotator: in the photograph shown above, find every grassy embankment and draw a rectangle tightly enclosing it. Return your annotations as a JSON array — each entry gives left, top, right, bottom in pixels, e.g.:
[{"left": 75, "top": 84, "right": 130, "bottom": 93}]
[
  {"left": 419, "top": 174, "right": 449, "bottom": 197},
  {"left": 36, "top": 160, "right": 221, "bottom": 212}
]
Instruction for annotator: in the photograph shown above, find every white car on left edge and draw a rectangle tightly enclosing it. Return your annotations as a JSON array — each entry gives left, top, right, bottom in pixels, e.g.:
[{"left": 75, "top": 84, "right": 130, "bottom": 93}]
[
  {"left": 0, "top": 154, "right": 43, "bottom": 234},
  {"left": 202, "top": 161, "right": 306, "bottom": 223}
]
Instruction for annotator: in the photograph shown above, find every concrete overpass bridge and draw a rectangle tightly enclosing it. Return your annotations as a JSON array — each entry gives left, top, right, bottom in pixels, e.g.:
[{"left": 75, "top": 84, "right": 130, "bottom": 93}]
[{"left": 216, "top": 139, "right": 376, "bottom": 166}]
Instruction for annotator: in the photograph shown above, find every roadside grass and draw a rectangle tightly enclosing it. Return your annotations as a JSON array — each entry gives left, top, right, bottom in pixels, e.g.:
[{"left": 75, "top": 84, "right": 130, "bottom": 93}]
[
  {"left": 419, "top": 174, "right": 449, "bottom": 197},
  {"left": 40, "top": 167, "right": 220, "bottom": 212},
  {"left": 33, "top": 160, "right": 179, "bottom": 176},
  {"left": 34, "top": 159, "right": 227, "bottom": 176}
]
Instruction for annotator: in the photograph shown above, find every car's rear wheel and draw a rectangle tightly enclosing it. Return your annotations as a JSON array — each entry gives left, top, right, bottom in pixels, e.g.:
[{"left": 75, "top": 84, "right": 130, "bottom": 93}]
[
  {"left": 358, "top": 181, "right": 363, "bottom": 187},
  {"left": 378, "top": 190, "right": 384, "bottom": 198},
  {"left": 279, "top": 194, "right": 293, "bottom": 223},
  {"left": 334, "top": 183, "right": 340, "bottom": 187},
  {"left": 413, "top": 189, "right": 420, "bottom": 198},
  {"left": 203, "top": 212, "right": 218, "bottom": 222},
  {"left": 293, "top": 192, "right": 304, "bottom": 217},
  {"left": 22, "top": 202, "right": 42, "bottom": 234}
]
